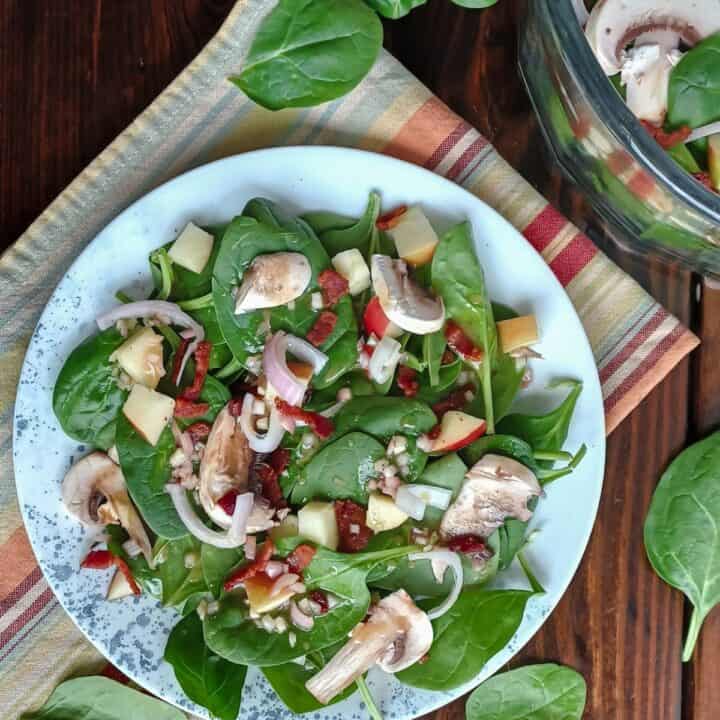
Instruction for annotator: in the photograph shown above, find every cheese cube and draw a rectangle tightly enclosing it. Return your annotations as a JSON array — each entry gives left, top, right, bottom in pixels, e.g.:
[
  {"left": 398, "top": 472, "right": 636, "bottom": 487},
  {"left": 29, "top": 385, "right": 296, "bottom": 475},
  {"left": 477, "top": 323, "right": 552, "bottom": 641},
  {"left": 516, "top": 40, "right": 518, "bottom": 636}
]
[
  {"left": 122, "top": 384, "right": 175, "bottom": 446},
  {"left": 111, "top": 326, "right": 165, "bottom": 389},
  {"left": 168, "top": 222, "right": 214, "bottom": 274},
  {"left": 298, "top": 501, "right": 339, "bottom": 550},
  {"left": 331, "top": 249, "right": 371, "bottom": 295},
  {"left": 366, "top": 493, "right": 408, "bottom": 533},
  {"left": 497, "top": 315, "right": 539, "bottom": 353},
  {"left": 244, "top": 574, "right": 296, "bottom": 615},
  {"left": 386, "top": 206, "right": 439, "bottom": 267},
  {"left": 270, "top": 514, "right": 299, "bottom": 542}
]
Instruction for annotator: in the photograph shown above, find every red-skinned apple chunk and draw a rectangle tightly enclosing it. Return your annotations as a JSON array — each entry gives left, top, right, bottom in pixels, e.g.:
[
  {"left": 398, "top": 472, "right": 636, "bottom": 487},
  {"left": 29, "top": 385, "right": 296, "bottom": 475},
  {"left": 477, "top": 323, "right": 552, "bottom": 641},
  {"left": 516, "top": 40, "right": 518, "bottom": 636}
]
[{"left": 432, "top": 411, "right": 486, "bottom": 453}]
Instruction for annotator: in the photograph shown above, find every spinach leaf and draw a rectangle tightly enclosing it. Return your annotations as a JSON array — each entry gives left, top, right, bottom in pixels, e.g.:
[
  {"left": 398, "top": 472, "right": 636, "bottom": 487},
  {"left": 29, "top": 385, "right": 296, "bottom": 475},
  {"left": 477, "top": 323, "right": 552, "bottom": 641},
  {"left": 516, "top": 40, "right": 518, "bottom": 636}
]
[
  {"left": 433, "top": 222, "right": 498, "bottom": 431},
  {"left": 301, "top": 210, "right": 356, "bottom": 235},
  {"left": 423, "top": 329, "right": 446, "bottom": 387},
  {"left": 644, "top": 431, "right": 720, "bottom": 660},
  {"left": 668, "top": 142, "right": 702, "bottom": 174},
  {"left": 497, "top": 515, "right": 533, "bottom": 571},
  {"left": 290, "top": 431, "right": 385, "bottom": 504},
  {"left": 164, "top": 613, "right": 246, "bottom": 720},
  {"left": 416, "top": 452, "right": 467, "bottom": 527},
  {"left": 451, "top": 0, "right": 498, "bottom": 6},
  {"left": 397, "top": 588, "right": 533, "bottom": 690},
  {"left": 20, "top": 677, "right": 184, "bottom": 720},
  {"left": 188, "top": 305, "right": 233, "bottom": 370},
  {"left": 311, "top": 330, "right": 359, "bottom": 389},
  {"left": 462, "top": 434, "right": 538, "bottom": 472},
  {"left": 201, "top": 545, "right": 245, "bottom": 599},
  {"left": 333, "top": 396, "right": 437, "bottom": 439},
  {"left": 231, "top": 0, "right": 382, "bottom": 111},
  {"left": 173, "top": 375, "right": 231, "bottom": 430},
  {"left": 52, "top": 328, "right": 127, "bottom": 449},
  {"left": 465, "top": 352, "right": 525, "bottom": 423},
  {"left": 306, "top": 370, "right": 374, "bottom": 410},
  {"left": 465, "top": 663, "right": 587, "bottom": 720},
  {"left": 154, "top": 536, "right": 207, "bottom": 607},
  {"left": 318, "top": 192, "right": 381, "bottom": 258},
  {"left": 414, "top": 357, "right": 462, "bottom": 405},
  {"left": 497, "top": 380, "right": 582, "bottom": 455},
  {"left": 262, "top": 643, "right": 356, "bottom": 713},
  {"left": 106, "top": 525, "right": 162, "bottom": 599},
  {"left": 667, "top": 33, "right": 720, "bottom": 130},
  {"left": 364, "top": 0, "right": 427, "bottom": 17}
]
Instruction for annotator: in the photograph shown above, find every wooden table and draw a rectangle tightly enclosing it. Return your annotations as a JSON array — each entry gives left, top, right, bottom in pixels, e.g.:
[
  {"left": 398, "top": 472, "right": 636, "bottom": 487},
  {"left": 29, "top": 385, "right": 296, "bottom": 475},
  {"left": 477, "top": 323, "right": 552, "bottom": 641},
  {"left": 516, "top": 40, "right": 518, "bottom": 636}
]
[{"left": 2, "top": 1, "right": 718, "bottom": 718}]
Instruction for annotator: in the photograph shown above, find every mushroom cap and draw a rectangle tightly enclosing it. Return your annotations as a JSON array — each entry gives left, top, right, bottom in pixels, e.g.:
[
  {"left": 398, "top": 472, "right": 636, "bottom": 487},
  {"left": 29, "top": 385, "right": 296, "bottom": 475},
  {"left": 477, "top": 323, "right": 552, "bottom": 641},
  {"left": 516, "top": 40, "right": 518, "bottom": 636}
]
[
  {"left": 370, "top": 254, "right": 445, "bottom": 335},
  {"left": 234, "top": 252, "right": 311, "bottom": 314},
  {"left": 586, "top": 0, "right": 720, "bottom": 75},
  {"left": 440, "top": 453, "right": 542, "bottom": 540},
  {"left": 199, "top": 404, "right": 254, "bottom": 529}
]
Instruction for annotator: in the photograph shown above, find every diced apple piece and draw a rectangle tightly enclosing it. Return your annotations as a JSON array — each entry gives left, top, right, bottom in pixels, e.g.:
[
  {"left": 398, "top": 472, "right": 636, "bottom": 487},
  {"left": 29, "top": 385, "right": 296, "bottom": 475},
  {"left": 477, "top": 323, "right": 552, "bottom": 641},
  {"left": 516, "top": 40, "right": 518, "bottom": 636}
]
[
  {"left": 168, "top": 222, "right": 214, "bottom": 274},
  {"left": 106, "top": 569, "right": 134, "bottom": 601},
  {"left": 497, "top": 315, "right": 539, "bottom": 354},
  {"left": 122, "top": 384, "right": 175, "bottom": 447},
  {"left": 366, "top": 493, "right": 408, "bottom": 533},
  {"left": 709, "top": 134, "right": 720, "bottom": 192},
  {"left": 332, "top": 249, "right": 371, "bottom": 296},
  {"left": 244, "top": 573, "right": 296, "bottom": 615},
  {"left": 386, "top": 206, "right": 439, "bottom": 267},
  {"left": 110, "top": 326, "right": 165, "bottom": 389},
  {"left": 432, "top": 411, "right": 487, "bottom": 453},
  {"left": 270, "top": 514, "right": 299, "bottom": 542},
  {"left": 298, "top": 501, "right": 339, "bottom": 550}
]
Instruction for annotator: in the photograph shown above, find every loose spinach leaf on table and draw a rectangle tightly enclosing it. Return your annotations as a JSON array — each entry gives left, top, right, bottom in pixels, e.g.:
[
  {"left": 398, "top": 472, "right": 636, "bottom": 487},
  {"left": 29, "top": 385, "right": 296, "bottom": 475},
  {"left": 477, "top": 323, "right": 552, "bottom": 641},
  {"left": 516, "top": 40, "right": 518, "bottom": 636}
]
[
  {"left": 290, "top": 431, "right": 385, "bottom": 504},
  {"left": 433, "top": 221, "right": 498, "bottom": 431},
  {"left": 165, "top": 613, "right": 246, "bottom": 720},
  {"left": 465, "top": 663, "right": 587, "bottom": 720},
  {"left": 644, "top": 431, "right": 720, "bottom": 661},
  {"left": 333, "top": 396, "right": 437, "bottom": 439},
  {"left": 52, "top": 328, "right": 127, "bottom": 450},
  {"left": 231, "top": 0, "right": 383, "bottom": 111},
  {"left": 363, "top": 0, "right": 427, "bottom": 18},
  {"left": 115, "top": 417, "right": 186, "bottom": 539},
  {"left": 397, "top": 588, "right": 533, "bottom": 690},
  {"left": 20, "top": 676, "right": 184, "bottom": 720}
]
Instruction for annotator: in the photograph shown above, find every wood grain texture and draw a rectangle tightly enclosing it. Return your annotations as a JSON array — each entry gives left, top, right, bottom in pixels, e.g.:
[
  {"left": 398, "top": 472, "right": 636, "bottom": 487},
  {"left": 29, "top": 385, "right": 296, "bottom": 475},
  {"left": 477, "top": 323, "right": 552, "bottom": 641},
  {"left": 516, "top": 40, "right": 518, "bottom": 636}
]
[{"left": 0, "top": 1, "right": 703, "bottom": 719}]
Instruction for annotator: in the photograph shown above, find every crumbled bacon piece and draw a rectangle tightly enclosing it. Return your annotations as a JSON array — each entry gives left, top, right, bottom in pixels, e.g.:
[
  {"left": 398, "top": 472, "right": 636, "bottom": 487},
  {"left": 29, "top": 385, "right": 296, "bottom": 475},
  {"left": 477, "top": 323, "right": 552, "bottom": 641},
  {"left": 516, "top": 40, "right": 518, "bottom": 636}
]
[
  {"left": 445, "top": 321, "right": 483, "bottom": 361},
  {"left": 640, "top": 120, "right": 691, "bottom": 150},
  {"left": 174, "top": 397, "right": 210, "bottom": 418},
  {"left": 376, "top": 205, "right": 407, "bottom": 230},
  {"left": 335, "top": 500, "right": 373, "bottom": 552},
  {"left": 397, "top": 366, "right": 419, "bottom": 397},
  {"left": 307, "top": 311, "right": 337, "bottom": 347},
  {"left": 170, "top": 338, "right": 190, "bottom": 385},
  {"left": 286, "top": 544, "right": 317, "bottom": 575},
  {"left": 185, "top": 421, "right": 211, "bottom": 443},
  {"left": 81, "top": 549, "right": 114, "bottom": 570},
  {"left": 309, "top": 590, "right": 329, "bottom": 614},
  {"left": 275, "top": 399, "right": 334, "bottom": 439},
  {"left": 256, "top": 463, "right": 287, "bottom": 509},
  {"left": 432, "top": 383, "right": 475, "bottom": 418},
  {"left": 446, "top": 535, "right": 489, "bottom": 555},
  {"left": 224, "top": 540, "right": 276, "bottom": 591},
  {"left": 318, "top": 269, "right": 349, "bottom": 306}
]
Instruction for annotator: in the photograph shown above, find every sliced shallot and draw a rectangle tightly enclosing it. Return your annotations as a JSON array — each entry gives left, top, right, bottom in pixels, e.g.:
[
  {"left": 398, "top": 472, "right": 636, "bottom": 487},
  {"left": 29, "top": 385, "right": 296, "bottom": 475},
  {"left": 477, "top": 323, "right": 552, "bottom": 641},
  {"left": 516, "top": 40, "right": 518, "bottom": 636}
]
[
  {"left": 270, "top": 572, "right": 300, "bottom": 597},
  {"left": 408, "top": 551, "right": 463, "bottom": 619},
  {"left": 244, "top": 535, "right": 257, "bottom": 561},
  {"left": 368, "top": 334, "right": 402, "bottom": 384},
  {"left": 290, "top": 600, "right": 315, "bottom": 631},
  {"left": 395, "top": 484, "right": 426, "bottom": 521},
  {"left": 404, "top": 484, "right": 453, "bottom": 511}
]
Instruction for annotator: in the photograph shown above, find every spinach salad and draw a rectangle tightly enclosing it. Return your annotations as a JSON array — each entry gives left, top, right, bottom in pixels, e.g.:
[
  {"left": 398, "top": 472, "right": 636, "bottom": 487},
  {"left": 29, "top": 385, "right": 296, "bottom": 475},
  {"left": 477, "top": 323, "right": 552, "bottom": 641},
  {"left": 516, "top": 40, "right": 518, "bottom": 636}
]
[{"left": 53, "top": 196, "right": 586, "bottom": 718}]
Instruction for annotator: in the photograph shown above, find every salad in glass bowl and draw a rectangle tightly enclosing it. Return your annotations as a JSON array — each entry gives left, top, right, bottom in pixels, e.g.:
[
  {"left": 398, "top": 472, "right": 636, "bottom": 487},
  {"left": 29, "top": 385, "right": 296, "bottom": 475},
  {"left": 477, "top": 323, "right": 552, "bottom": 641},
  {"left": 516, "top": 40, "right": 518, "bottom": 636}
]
[{"left": 53, "top": 194, "right": 586, "bottom": 718}]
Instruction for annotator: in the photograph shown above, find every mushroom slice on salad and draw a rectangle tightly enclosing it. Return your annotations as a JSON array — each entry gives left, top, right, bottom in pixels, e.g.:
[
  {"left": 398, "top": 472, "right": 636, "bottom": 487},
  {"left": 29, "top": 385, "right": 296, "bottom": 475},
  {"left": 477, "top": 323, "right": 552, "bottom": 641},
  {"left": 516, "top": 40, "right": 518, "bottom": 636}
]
[
  {"left": 440, "top": 453, "right": 543, "bottom": 540},
  {"left": 62, "top": 451, "right": 153, "bottom": 566},
  {"left": 370, "top": 254, "right": 445, "bottom": 335},
  {"left": 234, "top": 252, "right": 311, "bottom": 314},
  {"left": 199, "top": 403, "right": 275, "bottom": 533},
  {"left": 305, "top": 589, "right": 433, "bottom": 704}
]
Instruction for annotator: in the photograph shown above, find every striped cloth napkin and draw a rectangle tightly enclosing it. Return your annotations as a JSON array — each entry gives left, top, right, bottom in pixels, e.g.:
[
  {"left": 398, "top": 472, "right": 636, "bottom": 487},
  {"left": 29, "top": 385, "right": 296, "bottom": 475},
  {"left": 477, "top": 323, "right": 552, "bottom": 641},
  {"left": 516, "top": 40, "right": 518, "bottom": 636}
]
[{"left": 0, "top": 0, "right": 698, "bottom": 716}]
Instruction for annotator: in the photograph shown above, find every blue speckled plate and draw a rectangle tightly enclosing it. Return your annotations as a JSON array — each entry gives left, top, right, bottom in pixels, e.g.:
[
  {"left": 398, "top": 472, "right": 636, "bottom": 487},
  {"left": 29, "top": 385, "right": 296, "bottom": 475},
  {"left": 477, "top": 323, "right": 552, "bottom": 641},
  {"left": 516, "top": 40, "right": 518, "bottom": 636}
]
[{"left": 13, "top": 147, "right": 605, "bottom": 719}]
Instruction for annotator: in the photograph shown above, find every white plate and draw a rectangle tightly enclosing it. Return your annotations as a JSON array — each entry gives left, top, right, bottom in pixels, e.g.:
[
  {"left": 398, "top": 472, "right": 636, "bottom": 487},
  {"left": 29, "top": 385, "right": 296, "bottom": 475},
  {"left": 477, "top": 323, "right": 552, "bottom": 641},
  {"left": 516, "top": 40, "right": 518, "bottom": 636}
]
[{"left": 13, "top": 147, "right": 605, "bottom": 719}]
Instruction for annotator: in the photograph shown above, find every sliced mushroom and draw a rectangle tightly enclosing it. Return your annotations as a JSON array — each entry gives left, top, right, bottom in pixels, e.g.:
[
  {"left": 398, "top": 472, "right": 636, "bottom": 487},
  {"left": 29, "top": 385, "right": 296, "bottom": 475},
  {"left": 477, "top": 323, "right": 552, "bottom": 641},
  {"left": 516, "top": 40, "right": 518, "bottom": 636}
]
[
  {"left": 62, "top": 451, "right": 153, "bottom": 566},
  {"left": 586, "top": 0, "right": 720, "bottom": 75},
  {"left": 440, "top": 453, "right": 542, "bottom": 540},
  {"left": 198, "top": 404, "right": 275, "bottom": 533},
  {"left": 370, "top": 254, "right": 444, "bottom": 335},
  {"left": 306, "top": 589, "right": 433, "bottom": 704},
  {"left": 234, "top": 252, "right": 311, "bottom": 314}
]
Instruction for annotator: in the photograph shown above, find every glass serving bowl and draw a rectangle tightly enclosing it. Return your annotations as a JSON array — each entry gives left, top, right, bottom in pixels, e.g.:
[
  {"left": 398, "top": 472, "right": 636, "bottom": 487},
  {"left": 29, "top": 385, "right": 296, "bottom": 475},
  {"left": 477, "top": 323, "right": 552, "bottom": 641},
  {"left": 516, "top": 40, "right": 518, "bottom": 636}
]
[{"left": 519, "top": 0, "right": 720, "bottom": 275}]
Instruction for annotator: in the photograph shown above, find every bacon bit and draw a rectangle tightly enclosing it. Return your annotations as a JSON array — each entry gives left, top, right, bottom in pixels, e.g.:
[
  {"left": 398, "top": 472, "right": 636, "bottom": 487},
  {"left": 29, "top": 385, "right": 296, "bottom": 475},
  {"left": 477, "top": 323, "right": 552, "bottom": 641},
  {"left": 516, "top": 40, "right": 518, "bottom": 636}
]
[
  {"left": 286, "top": 544, "right": 317, "bottom": 574},
  {"left": 397, "top": 366, "right": 419, "bottom": 397},
  {"left": 181, "top": 341, "right": 212, "bottom": 400},
  {"left": 268, "top": 448, "right": 291, "bottom": 476},
  {"left": 228, "top": 398, "right": 244, "bottom": 417},
  {"left": 318, "top": 269, "right": 349, "bottom": 306},
  {"left": 335, "top": 500, "right": 373, "bottom": 552},
  {"left": 81, "top": 549, "right": 114, "bottom": 570},
  {"left": 441, "top": 349, "right": 456, "bottom": 365},
  {"left": 694, "top": 172, "right": 717, "bottom": 192},
  {"left": 432, "top": 383, "right": 475, "bottom": 418},
  {"left": 170, "top": 338, "right": 190, "bottom": 385},
  {"left": 309, "top": 590, "right": 329, "bottom": 614},
  {"left": 446, "top": 535, "right": 488, "bottom": 555},
  {"left": 256, "top": 463, "right": 287, "bottom": 509},
  {"left": 217, "top": 489, "right": 239, "bottom": 516},
  {"left": 376, "top": 205, "right": 407, "bottom": 230},
  {"left": 445, "top": 321, "right": 483, "bottom": 361},
  {"left": 307, "top": 310, "right": 337, "bottom": 347},
  {"left": 174, "top": 397, "right": 210, "bottom": 418},
  {"left": 185, "top": 421, "right": 211, "bottom": 443},
  {"left": 640, "top": 120, "right": 692, "bottom": 150},
  {"left": 224, "top": 540, "right": 276, "bottom": 591},
  {"left": 275, "top": 399, "right": 334, "bottom": 439},
  {"left": 114, "top": 557, "right": 141, "bottom": 595}
]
